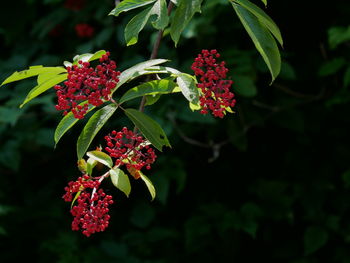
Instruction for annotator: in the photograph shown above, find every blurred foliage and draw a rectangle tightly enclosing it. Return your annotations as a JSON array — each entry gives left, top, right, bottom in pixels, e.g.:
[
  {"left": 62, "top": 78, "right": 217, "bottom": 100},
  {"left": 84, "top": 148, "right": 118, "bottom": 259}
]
[{"left": 0, "top": 0, "right": 350, "bottom": 262}]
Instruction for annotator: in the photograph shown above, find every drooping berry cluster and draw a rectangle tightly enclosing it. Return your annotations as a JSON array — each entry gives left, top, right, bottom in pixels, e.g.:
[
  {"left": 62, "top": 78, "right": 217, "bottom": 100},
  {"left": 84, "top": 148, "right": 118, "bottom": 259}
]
[
  {"left": 63, "top": 174, "right": 113, "bottom": 237},
  {"left": 104, "top": 127, "right": 157, "bottom": 178},
  {"left": 191, "top": 49, "right": 236, "bottom": 118},
  {"left": 75, "top": 23, "right": 94, "bottom": 38},
  {"left": 55, "top": 52, "right": 120, "bottom": 119}
]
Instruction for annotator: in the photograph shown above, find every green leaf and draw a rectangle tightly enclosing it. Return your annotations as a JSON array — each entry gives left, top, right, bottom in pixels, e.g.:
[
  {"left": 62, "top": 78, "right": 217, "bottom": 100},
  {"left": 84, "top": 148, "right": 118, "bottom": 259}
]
[
  {"left": 151, "top": 0, "right": 169, "bottom": 30},
  {"left": 170, "top": 0, "right": 203, "bottom": 46},
  {"left": 77, "top": 104, "right": 118, "bottom": 160},
  {"left": 20, "top": 73, "right": 68, "bottom": 108},
  {"left": 304, "top": 226, "right": 328, "bottom": 255},
  {"left": 145, "top": 94, "right": 162, "bottom": 106},
  {"left": 260, "top": 0, "right": 267, "bottom": 7},
  {"left": 72, "top": 50, "right": 107, "bottom": 65},
  {"left": 54, "top": 103, "right": 95, "bottom": 146},
  {"left": 109, "top": 0, "right": 156, "bottom": 16},
  {"left": 139, "top": 171, "right": 156, "bottom": 201},
  {"left": 231, "top": 0, "right": 282, "bottom": 46},
  {"left": 63, "top": 61, "right": 72, "bottom": 67},
  {"left": 125, "top": 6, "right": 154, "bottom": 46},
  {"left": 124, "top": 108, "right": 171, "bottom": 151},
  {"left": 176, "top": 73, "right": 199, "bottom": 104},
  {"left": 231, "top": 2, "right": 281, "bottom": 83},
  {"left": 113, "top": 59, "right": 169, "bottom": 94},
  {"left": 318, "top": 58, "right": 346, "bottom": 77},
  {"left": 88, "top": 50, "right": 107, "bottom": 62},
  {"left": 77, "top": 159, "right": 87, "bottom": 173},
  {"left": 1, "top": 66, "right": 66, "bottom": 87},
  {"left": 233, "top": 75, "right": 257, "bottom": 97},
  {"left": 71, "top": 191, "right": 82, "bottom": 209},
  {"left": 110, "top": 168, "right": 131, "bottom": 197},
  {"left": 86, "top": 157, "right": 98, "bottom": 176},
  {"left": 37, "top": 72, "right": 61, "bottom": 85},
  {"left": 86, "top": 151, "right": 113, "bottom": 168},
  {"left": 328, "top": 26, "right": 350, "bottom": 50},
  {"left": 119, "top": 78, "right": 177, "bottom": 104},
  {"left": 343, "top": 66, "right": 350, "bottom": 87}
]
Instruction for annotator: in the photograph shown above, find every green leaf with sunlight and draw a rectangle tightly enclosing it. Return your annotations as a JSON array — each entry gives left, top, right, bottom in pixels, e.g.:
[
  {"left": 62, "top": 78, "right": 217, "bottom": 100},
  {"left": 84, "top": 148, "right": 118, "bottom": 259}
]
[
  {"left": 260, "top": 0, "right": 267, "bottom": 7},
  {"left": 170, "top": 0, "right": 203, "bottom": 46},
  {"left": 20, "top": 73, "right": 68, "bottom": 108},
  {"left": 231, "top": 2, "right": 280, "bottom": 83},
  {"left": 86, "top": 151, "right": 113, "bottom": 168},
  {"left": 124, "top": 108, "right": 171, "bottom": 151},
  {"left": 72, "top": 50, "right": 107, "bottom": 65},
  {"left": 139, "top": 171, "right": 156, "bottom": 201},
  {"left": 125, "top": 6, "right": 155, "bottom": 46},
  {"left": 231, "top": 0, "right": 282, "bottom": 45},
  {"left": 54, "top": 103, "right": 95, "bottom": 146},
  {"left": 112, "top": 59, "right": 169, "bottom": 94},
  {"left": 86, "top": 157, "right": 98, "bottom": 176},
  {"left": 109, "top": 0, "right": 156, "bottom": 16},
  {"left": 1, "top": 66, "right": 66, "bottom": 87},
  {"left": 119, "top": 78, "right": 178, "bottom": 104},
  {"left": 124, "top": 0, "right": 169, "bottom": 46},
  {"left": 77, "top": 104, "right": 118, "bottom": 160},
  {"left": 110, "top": 168, "right": 131, "bottom": 197},
  {"left": 176, "top": 73, "right": 199, "bottom": 104},
  {"left": 151, "top": 0, "right": 169, "bottom": 30}
]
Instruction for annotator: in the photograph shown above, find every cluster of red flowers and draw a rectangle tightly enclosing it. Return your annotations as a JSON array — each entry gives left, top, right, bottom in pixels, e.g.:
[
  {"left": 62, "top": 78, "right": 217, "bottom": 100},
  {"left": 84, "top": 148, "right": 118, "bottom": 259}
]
[
  {"left": 63, "top": 174, "right": 113, "bottom": 237},
  {"left": 75, "top": 23, "right": 94, "bottom": 38},
  {"left": 191, "top": 49, "right": 236, "bottom": 118},
  {"left": 105, "top": 127, "right": 157, "bottom": 179},
  {"left": 55, "top": 52, "right": 120, "bottom": 119}
]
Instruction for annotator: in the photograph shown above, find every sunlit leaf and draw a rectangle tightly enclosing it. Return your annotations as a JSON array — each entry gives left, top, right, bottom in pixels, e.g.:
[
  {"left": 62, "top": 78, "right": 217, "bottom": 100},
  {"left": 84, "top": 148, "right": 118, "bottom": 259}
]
[
  {"left": 231, "top": 0, "right": 282, "bottom": 45},
  {"left": 86, "top": 151, "right": 113, "bottom": 168},
  {"left": 231, "top": 2, "right": 280, "bottom": 83},
  {"left": 119, "top": 78, "right": 177, "bottom": 104},
  {"left": 151, "top": 0, "right": 169, "bottom": 30},
  {"left": 139, "top": 171, "right": 156, "bottom": 201},
  {"left": 54, "top": 103, "right": 95, "bottom": 146},
  {"left": 109, "top": 0, "right": 157, "bottom": 16},
  {"left": 112, "top": 59, "right": 168, "bottom": 94},
  {"left": 110, "top": 167, "right": 131, "bottom": 197},
  {"left": 125, "top": 6, "right": 154, "bottom": 46},
  {"left": 77, "top": 104, "right": 118, "bottom": 160},
  {"left": 170, "top": 0, "right": 203, "bottom": 46},
  {"left": 176, "top": 73, "right": 199, "bottom": 103},
  {"left": 20, "top": 73, "right": 68, "bottom": 108},
  {"left": 1, "top": 66, "right": 66, "bottom": 87},
  {"left": 124, "top": 108, "right": 171, "bottom": 151}
]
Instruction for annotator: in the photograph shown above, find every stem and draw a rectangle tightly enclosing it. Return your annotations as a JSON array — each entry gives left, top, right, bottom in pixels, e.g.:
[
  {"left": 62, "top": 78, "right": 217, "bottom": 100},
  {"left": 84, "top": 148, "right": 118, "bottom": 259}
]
[
  {"left": 137, "top": 1, "right": 175, "bottom": 114},
  {"left": 90, "top": 170, "right": 110, "bottom": 211}
]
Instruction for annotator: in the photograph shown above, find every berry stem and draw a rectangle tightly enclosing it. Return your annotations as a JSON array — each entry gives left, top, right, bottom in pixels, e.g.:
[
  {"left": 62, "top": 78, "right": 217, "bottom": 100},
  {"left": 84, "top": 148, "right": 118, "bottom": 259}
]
[{"left": 89, "top": 168, "right": 113, "bottom": 211}]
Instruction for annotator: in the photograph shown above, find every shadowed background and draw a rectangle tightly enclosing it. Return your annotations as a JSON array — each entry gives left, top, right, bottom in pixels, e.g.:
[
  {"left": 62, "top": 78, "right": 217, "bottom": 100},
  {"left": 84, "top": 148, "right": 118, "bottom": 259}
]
[{"left": 0, "top": 0, "right": 350, "bottom": 262}]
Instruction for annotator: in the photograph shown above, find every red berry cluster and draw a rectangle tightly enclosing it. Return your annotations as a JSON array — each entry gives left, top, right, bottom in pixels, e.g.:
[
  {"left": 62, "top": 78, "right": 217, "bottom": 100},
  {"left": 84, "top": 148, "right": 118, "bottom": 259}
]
[
  {"left": 55, "top": 52, "right": 120, "bottom": 119},
  {"left": 104, "top": 127, "right": 157, "bottom": 179},
  {"left": 75, "top": 23, "right": 94, "bottom": 38},
  {"left": 63, "top": 174, "right": 113, "bottom": 237},
  {"left": 191, "top": 49, "right": 236, "bottom": 118}
]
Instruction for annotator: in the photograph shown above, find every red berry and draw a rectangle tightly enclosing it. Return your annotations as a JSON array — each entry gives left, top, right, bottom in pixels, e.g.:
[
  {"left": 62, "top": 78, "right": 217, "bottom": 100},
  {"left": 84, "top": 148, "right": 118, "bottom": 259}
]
[
  {"left": 55, "top": 52, "right": 120, "bottom": 119},
  {"left": 191, "top": 49, "right": 236, "bottom": 118}
]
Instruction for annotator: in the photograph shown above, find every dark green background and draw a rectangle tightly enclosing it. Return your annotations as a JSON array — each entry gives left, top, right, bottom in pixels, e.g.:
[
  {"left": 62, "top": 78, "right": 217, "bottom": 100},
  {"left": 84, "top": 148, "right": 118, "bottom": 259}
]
[{"left": 1, "top": 0, "right": 350, "bottom": 262}]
